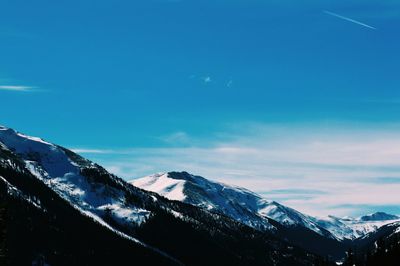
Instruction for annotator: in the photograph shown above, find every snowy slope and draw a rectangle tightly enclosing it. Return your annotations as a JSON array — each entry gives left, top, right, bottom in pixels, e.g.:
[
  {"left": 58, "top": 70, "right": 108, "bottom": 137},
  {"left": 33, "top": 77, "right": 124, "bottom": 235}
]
[
  {"left": 316, "top": 214, "right": 400, "bottom": 240},
  {"left": 131, "top": 172, "right": 332, "bottom": 236},
  {"left": 0, "top": 125, "right": 150, "bottom": 233},
  {"left": 132, "top": 172, "right": 400, "bottom": 241},
  {"left": 133, "top": 172, "right": 275, "bottom": 230},
  {"left": 0, "top": 125, "right": 325, "bottom": 265},
  {"left": 2, "top": 124, "right": 396, "bottom": 247},
  {"left": 133, "top": 173, "right": 186, "bottom": 201}
]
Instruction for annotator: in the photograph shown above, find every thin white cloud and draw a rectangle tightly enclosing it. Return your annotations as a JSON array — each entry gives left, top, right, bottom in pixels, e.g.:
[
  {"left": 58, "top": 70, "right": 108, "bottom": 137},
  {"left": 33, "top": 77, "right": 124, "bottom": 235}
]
[
  {"left": 0, "top": 85, "right": 36, "bottom": 92},
  {"left": 324, "top": 10, "right": 377, "bottom": 30},
  {"left": 75, "top": 124, "right": 400, "bottom": 216},
  {"left": 71, "top": 148, "right": 116, "bottom": 154}
]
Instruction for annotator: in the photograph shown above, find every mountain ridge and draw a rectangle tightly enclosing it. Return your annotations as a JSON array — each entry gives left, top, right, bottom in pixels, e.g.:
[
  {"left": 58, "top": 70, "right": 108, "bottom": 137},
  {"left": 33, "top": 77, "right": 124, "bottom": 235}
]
[
  {"left": 2, "top": 124, "right": 399, "bottom": 264},
  {"left": 131, "top": 171, "right": 400, "bottom": 242},
  {"left": 0, "top": 124, "right": 321, "bottom": 265}
]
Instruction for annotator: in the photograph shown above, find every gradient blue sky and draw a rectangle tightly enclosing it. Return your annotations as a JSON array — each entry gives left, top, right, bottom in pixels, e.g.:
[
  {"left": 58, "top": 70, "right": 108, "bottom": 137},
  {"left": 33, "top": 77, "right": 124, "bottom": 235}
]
[{"left": 1, "top": 0, "right": 400, "bottom": 216}]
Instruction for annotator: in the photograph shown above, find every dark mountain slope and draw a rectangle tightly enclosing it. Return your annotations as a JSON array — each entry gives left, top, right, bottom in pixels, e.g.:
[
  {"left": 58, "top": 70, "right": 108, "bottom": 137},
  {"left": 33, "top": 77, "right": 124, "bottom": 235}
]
[
  {"left": 345, "top": 221, "right": 400, "bottom": 266},
  {"left": 363, "top": 231, "right": 400, "bottom": 266},
  {"left": 267, "top": 218, "right": 349, "bottom": 260},
  {"left": 0, "top": 153, "right": 178, "bottom": 266}
]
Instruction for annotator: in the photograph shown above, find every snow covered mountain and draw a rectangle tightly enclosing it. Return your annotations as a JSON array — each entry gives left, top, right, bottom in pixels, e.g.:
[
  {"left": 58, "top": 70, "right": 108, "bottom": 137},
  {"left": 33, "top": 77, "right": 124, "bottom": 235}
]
[
  {"left": 132, "top": 172, "right": 277, "bottom": 231},
  {"left": 0, "top": 125, "right": 320, "bottom": 265},
  {"left": 2, "top": 124, "right": 398, "bottom": 264},
  {"left": 316, "top": 213, "right": 400, "bottom": 240},
  {"left": 0, "top": 125, "right": 151, "bottom": 230},
  {"left": 0, "top": 126, "right": 178, "bottom": 265},
  {"left": 132, "top": 172, "right": 335, "bottom": 238},
  {"left": 360, "top": 212, "right": 399, "bottom": 222},
  {"left": 131, "top": 172, "right": 400, "bottom": 242}
]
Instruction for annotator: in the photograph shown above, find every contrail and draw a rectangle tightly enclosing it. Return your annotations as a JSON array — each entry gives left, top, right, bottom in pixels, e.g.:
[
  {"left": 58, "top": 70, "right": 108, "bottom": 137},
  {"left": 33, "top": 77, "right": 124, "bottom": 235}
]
[{"left": 324, "top": 10, "right": 377, "bottom": 30}]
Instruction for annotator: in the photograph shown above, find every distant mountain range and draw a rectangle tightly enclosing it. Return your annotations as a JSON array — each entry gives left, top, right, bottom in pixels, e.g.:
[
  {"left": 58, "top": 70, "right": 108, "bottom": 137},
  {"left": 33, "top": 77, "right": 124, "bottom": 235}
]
[
  {"left": 0, "top": 125, "right": 399, "bottom": 265},
  {"left": 132, "top": 172, "right": 399, "bottom": 242}
]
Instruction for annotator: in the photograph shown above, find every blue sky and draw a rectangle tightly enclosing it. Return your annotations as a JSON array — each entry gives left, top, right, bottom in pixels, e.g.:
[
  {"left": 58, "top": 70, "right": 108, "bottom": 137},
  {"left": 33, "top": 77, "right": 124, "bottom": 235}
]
[{"left": 1, "top": 0, "right": 400, "bottom": 216}]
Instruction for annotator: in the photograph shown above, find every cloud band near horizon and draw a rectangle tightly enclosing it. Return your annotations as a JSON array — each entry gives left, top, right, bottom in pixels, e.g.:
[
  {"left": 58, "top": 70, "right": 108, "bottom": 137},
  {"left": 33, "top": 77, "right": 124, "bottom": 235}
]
[{"left": 70, "top": 123, "right": 400, "bottom": 217}]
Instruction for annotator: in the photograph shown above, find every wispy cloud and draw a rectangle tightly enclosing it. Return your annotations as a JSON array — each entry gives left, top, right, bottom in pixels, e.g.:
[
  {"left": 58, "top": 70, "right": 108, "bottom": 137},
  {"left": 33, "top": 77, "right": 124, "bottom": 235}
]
[
  {"left": 324, "top": 10, "right": 377, "bottom": 30},
  {"left": 0, "top": 85, "right": 36, "bottom": 92},
  {"left": 74, "top": 124, "right": 400, "bottom": 216},
  {"left": 71, "top": 148, "right": 116, "bottom": 154}
]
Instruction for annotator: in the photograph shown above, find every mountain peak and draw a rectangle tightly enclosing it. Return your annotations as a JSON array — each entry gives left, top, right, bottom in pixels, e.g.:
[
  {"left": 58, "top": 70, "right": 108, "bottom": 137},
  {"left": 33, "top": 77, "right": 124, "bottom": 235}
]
[
  {"left": 132, "top": 172, "right": 335, "bottom": 234},
  {"left": 131, "top": 172, "right": 277, "bottom": 230},
  {"left": 168, "top": 171, "right": 201, "bottom": 181},
  {"left": 359, "top": 212, "right": 399, "bottom": 222},
  {"left": 132, "top": 171, "right": 400, "bottom": 242},
  {"left": 0, "top": 125, "right": 51, "bottom": 147},
  {"left": 131, "top": 172, "right": 187, "bottom": 201}
]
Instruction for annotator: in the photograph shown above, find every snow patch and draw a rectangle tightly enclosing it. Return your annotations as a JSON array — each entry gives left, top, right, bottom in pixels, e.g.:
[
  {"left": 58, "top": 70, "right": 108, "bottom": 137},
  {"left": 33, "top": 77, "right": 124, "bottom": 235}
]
[
  {"left": 395, "top": 225, "right": 400, "bottom": 234},
  {"left": 132, "top": 173, "right": 186, "bottom": 201},
  {"left": 98, "top": 204, "right": 150, "bottom": 225},
  {"left": 169, "top": 209, "right": 184, "bottom": 219}
]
